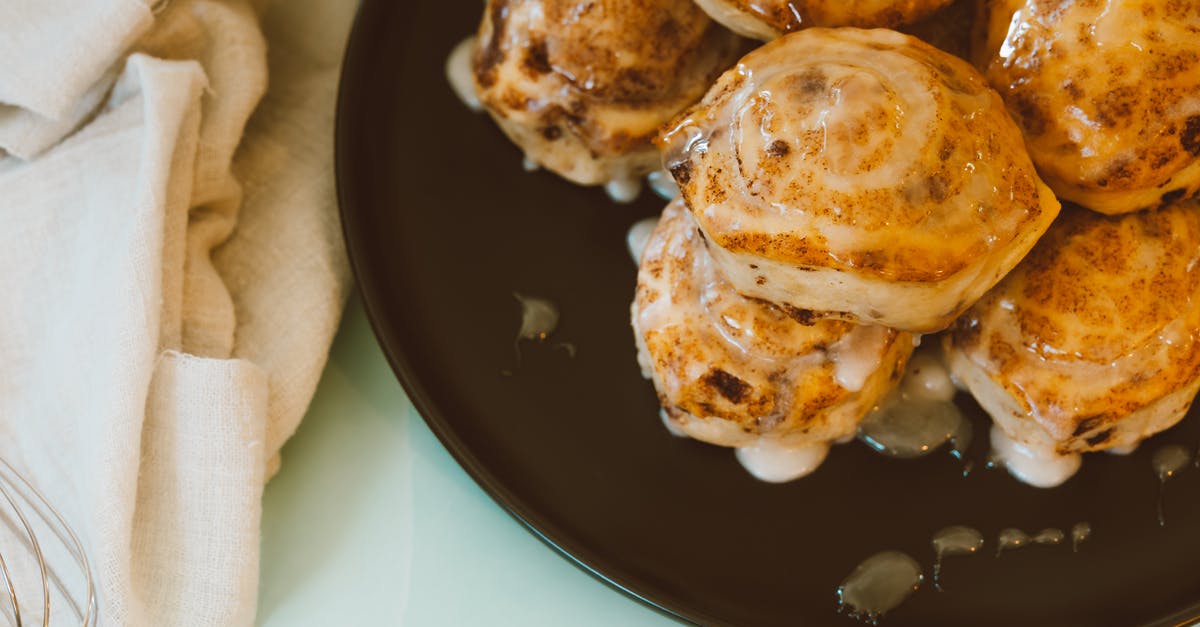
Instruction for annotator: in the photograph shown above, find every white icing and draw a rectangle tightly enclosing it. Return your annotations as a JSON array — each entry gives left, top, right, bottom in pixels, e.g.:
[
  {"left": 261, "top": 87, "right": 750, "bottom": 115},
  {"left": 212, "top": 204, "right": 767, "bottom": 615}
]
[
  {"left": 1105, "top": 442, "right": 1139, "bottom": 455},
  {"left": 626, "top": 217, "right": 659, "bottom": 265},
  {"left": 836, "top": 551, "right": 924, "bottom": 621},
  {"left": 989, "top": 425, "right": 1081, "bottom": 488},
  {"left": 858, "top": 397, "right": 970, "bottom": 459},
  {"left": 900, "top": 350, "right": 956, "bottom": 402},
  {"left": 829, "top": 324, "right": 889, "bottom": 392},
  {"left": 659, "top": 409, "right": 689, "bottom": 438},
  {"left": 445, "top": 36, "right": 482, "bottom": 112},
  {"left": 690, "top": 0, "right": 781, "bottom": 41},
  {"left": 631, "top": 301, "right": 655, "bottom": 379},
  {"left": 647, "top": 169, "right": 680, "bottom": 200},
  {"left": 522, "top": 155, "right": 540, "bottom": 172},
  {"left": 1151, "top": 444, "right": 1192, "bottom": 482},
  {"left": 513, "top": 293, "right": 558, "bottom": 342},
  {"left": 1070, "top": 522, "right": 1091, "bottom": 552},
  {"left": 735, "top": 440, "right": 829, "bottom": 483},
  {"left": 605, "top": 177, "right": 642, "bottom": 204}
]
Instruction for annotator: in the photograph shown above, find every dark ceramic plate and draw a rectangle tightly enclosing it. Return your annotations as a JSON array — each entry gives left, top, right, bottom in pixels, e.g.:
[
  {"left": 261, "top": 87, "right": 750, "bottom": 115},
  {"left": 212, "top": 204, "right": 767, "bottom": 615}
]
[{"left": 336, "top": 2, "right": 1200, "bottom": 625}]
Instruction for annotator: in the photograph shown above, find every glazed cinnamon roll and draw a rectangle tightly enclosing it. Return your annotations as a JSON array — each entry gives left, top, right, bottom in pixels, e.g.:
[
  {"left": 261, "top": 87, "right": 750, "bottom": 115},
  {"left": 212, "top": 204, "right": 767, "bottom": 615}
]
[
  {"left": 660, "top": 29, "right": 1059, "bottom": 333},
  {"left": 470, "top": 0, "right": 742, "bottom": 193},
  {"left": 692, "top": 0, "right": 955, "bottom": 41},
  {"left": 976, "top": 0, "right": 1200, "bottom": 215},
  {"left": 633, "top": 199, "right": 914, "bottom": 463},
  {"left": 945, "top": 201, "right": 1200, "bottom": 472}
]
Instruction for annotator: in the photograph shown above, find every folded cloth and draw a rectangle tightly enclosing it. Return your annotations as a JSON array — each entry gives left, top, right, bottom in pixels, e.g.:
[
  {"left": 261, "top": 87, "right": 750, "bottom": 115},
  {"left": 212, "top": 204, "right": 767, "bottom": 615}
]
[{"left": 0, "top": 0, "right": 353, "bottom": 624}]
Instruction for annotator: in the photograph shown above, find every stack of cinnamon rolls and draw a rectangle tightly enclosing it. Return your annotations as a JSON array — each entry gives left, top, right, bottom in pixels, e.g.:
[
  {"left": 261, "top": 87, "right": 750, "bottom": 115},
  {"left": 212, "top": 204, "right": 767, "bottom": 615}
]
[{"left": 460, "top": 0, "right": 1200, "bottom": 486}]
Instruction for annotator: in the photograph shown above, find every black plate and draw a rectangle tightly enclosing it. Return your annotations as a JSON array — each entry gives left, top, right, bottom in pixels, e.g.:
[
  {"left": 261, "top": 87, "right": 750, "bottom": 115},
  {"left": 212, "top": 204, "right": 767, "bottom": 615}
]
[{"left": 336, "top": 3, "right": 1200, "bottom": 625}]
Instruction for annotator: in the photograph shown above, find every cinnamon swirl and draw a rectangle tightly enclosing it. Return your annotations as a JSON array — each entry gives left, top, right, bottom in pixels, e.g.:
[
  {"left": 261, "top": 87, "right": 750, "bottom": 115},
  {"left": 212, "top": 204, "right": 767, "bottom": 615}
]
[
  {"left": 660, "top": 28, "right": 1060, "bottom": 332},
  {"left": 471, "top": 0, "right": 742, "bottom": 191},
  {"left": 633, "top": 199, "right": 914, "bottom": 454},
  {"left": 976, "top": 0, "right": 1200, "bottom": 214}
]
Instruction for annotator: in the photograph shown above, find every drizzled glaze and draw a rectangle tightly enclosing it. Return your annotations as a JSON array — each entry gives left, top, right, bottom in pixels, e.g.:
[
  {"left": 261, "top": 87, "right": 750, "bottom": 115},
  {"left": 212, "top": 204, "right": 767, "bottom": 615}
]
[
  {"left": 996, "top": 527, "right": 1066, "bottom": 556},
  {"left": 735, "top": 440, "right": 829, "bottom": 482},
  {"left": 626, "top": 217, "right": 659, "bottom": 265},
  {"left": 659, "top": 27, "right": 1058, "bottom": 332},
  {"left": 1032, "top": 528, "right": 1064, "bottom": 546},
  {"left": 858, "top": 346, "right": 970, "bottom": 463},
  {"left": 694, "top": 0, "right": 957, "bottom": 40},
  {"left": 931, "top": 526, "right": 984, "bottom": 591},
  {"left": 638, "top": 200, "right": 907, "bottom": 458},
  {"left": 946, "top": 203, "right": 1200, "bottom": 466},
  {"left": 445, "top": 36, "right": 483, "bottom": 112},
  {"left": 988, "top": 426, "right": 1081, "bottom": 488},
  {"left": 977, "top": 0, "right": 1200, "bottom": 214},
  {"left": 646, "top": 169, "right": 680, "bottom": 201},
  {"left": 1151, "top": 444, "right": 1192, "bottom": 526},
  {"left": 604, "top": 178, "right": 643, "bottom": 204},
  {"left": 1070, "top": 522, "right": 1092, "bottom": 552},
  {"left": 995, "top": 528, "right": 1030, "bottom": 556},
  {"left": 836, "top": 551, "right": 923, "bottom": 624},
  {"left": 633, "top": 200, "right": 912, "bottom": 473},
  {"left": 471, "top": 0, "right": 742, "bottom": 188},
  {"left": 514, "top": 293, "right": 559, "bottom": 343}
]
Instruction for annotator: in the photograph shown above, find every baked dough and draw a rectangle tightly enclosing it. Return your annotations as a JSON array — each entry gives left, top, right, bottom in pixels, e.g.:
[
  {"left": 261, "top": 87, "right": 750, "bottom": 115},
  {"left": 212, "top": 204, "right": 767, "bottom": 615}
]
[
  {"left": 976, "top": 0, "right": 1200, "bottom": 214},
  {"left": 946, "top": 201, "right": 1200, "bottom": 454},
  {"left": 471, "top": 0, "right": 742, "bottom": 186},
  {"left": 692, "top": 0, "right": 954, "bottom": 41},
  {"left": 661, "top": 28, "right": 1060, "bottom": 332},
  {"left": 633, "top": 199, "right": 914, "bottom": 447}
]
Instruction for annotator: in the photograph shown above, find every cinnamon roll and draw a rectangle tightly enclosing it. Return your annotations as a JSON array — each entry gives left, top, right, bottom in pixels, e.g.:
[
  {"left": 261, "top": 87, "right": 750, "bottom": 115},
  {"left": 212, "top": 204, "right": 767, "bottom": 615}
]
[
  {"left": 470, "top": 0, "right": 742, "bottom": 191},
  {"left": 692, "top": 0, "right": 956, "bottom": 41},
  {"left": 660, "top": 28, "right": 1059, "bottom": 333},
  {"left": 633, "top": 199, "right": 914, "bottom": 457},
  {"left": 976, "top": 0, "right": 1200, "bottom": 215},
  {"left": 945, "top": 201, "right": 1200, "bottom": 462}
]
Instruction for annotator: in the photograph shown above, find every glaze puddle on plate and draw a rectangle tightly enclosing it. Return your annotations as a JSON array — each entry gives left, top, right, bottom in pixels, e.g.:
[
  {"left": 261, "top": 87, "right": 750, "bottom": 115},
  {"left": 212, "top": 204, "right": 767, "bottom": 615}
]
[
  {"left": 1151, "top": 444, "right": 1192, "bottom": 526},
  {"left": 931, "top": 526, "right": 983, "bottom": 591},
  {"left": 836, "top": 551, "right": 923, "bottom": 624},
  {"left": 858, "top": 348, "right": 970, "bottom": 465},
  {"left": 1071, "top": 522, "right": 1092, "bottom": 552}
]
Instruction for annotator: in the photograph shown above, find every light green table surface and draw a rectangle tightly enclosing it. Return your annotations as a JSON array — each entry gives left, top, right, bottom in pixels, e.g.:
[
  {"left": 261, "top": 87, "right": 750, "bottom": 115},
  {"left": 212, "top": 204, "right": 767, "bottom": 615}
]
[{"left": 257, "top": 297, "right": 680, "bottom": 626}]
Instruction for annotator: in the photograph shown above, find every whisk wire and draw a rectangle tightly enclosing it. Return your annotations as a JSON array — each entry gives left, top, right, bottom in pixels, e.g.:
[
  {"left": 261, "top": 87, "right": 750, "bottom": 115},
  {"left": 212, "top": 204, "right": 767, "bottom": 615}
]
[
  {"left": 0, "top": 510, "right": 82, "bottom": 624},
  {"left": 0, "top": 458, "right": 94, "bottom": 626},
  {"left": 0, "top": 457, "right": 95, "bottom": 627},
  {"left": 0, "top": 479, "right": 49, "bottom": 627},
  {"left": 0, "top": 545, "right": 22, "bottom": 627}
]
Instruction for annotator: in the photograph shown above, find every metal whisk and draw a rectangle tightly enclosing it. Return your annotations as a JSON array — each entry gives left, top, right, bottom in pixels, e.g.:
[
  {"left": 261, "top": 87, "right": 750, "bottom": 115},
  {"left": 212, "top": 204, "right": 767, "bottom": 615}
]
[{"left": 0, "top": 457, "right": 95, "bottom": 627}]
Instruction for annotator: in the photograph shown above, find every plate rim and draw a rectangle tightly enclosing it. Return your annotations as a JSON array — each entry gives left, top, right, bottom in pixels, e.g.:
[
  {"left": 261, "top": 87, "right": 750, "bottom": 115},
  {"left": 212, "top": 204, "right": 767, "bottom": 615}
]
[
  {"left": 332, "top": 1, "right": 710, "bottom": 625},
  {"left": 331, "top": 1, "right": 1200, "bottom": 625}
]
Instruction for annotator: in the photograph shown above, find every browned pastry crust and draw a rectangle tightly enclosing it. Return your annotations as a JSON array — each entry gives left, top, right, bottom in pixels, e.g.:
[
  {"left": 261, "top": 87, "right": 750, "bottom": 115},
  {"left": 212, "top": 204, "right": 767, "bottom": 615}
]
[
  {"left": 633, "top": 199, "right": 914, "bottom": 447},
  {"left": 471, "top": 0, "right": 743, "bottom": 186},
  {"left": 945, "top": 201, "right": 1200, "bottom": 454},
  {"left": 660, "top": 28, "right": 1060, "bottom": 332},
  {"left": 693, "top": 0, "right": 955, "bottom": 40},
  {"left": 976, "top": 0, "right": 1200, "bottom": 214}
]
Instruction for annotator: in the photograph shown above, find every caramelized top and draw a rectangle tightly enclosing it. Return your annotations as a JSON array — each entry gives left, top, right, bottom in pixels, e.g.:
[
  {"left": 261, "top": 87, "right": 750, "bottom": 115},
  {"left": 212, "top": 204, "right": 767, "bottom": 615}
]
[
  {"left": 635, "top": 200, "right": 910, "bottom": 439},
  {"left": 950, "top": 201, "right": 1200, "bottom": 447},
  {"left": 473, "top": 0, "right": 742, "bottom": 157},
  {"left": 977, "top": 0, "right": 1200, "bottom": 212},
  {"left": 722, "top": 0, "right": 954, "bottom": 32},
  {"left": 661, "top": 28, "right": 1055, "bottom": 282}
]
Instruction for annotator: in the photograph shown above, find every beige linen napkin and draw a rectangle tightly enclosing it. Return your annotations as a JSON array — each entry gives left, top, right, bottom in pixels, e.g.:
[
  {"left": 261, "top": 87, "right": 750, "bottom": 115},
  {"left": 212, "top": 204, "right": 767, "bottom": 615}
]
[{"left": 0, "top": 0, "right": 352, "bottom": 624}]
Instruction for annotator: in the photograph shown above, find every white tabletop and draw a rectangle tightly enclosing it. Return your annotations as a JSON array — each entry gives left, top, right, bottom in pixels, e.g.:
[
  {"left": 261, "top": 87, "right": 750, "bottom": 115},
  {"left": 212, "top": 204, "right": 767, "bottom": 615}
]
[{"left": 257, "top": 298, "right": 679, "bottom": 625}]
